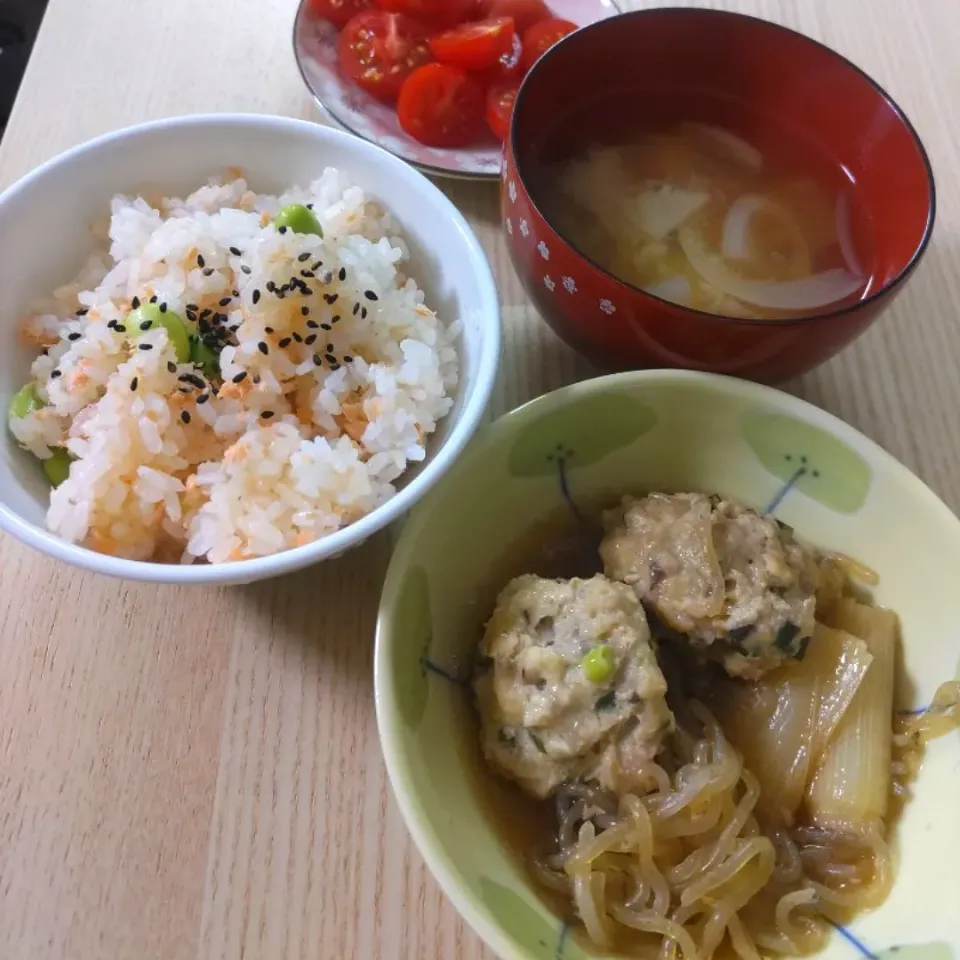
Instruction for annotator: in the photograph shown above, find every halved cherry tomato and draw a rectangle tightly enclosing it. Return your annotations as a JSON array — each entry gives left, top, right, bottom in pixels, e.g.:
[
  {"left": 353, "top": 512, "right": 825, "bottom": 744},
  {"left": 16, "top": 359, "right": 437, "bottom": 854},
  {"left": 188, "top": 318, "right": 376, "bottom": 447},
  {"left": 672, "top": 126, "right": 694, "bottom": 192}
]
[
  {"left": 485, "top": 84, "right": 518, "bottom": 140},
  {"left": 378, "top": 0, "right": 474, "bottom": 28},
  {"left": 479, "top": 30, "right": 524, "bottom": 83},
  {"left": 521, "top": 17, "right": 576, "bottom": 71},
  {"left": 339, "top": 11, "right": 433, "bottom": 102},
  {"left": 428, "top": 17, "right": 516, "bottom": 72},
  {"left": 309, "top": 0, "right": 375, "bottom": 30},
  {"left": 486, "top": 0, "right": 550, "bottom": 35},
  {"left": 398, "top": 63, "right": 485, "bottom": 146}
]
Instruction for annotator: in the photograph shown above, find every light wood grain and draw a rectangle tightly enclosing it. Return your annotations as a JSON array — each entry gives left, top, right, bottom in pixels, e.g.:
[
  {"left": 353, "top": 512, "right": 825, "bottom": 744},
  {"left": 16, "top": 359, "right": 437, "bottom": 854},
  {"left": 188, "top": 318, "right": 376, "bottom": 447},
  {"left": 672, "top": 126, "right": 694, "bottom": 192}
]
[{"left": 0, "top": 0, "right": 958, "bottom": 958}]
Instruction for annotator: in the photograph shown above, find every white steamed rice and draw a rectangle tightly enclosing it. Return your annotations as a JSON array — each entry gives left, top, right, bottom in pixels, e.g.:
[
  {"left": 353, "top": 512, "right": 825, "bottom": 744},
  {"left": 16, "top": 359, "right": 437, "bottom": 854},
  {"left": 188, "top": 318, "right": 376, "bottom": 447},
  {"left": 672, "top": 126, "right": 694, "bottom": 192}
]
[{"left": 9, "top": 170, "right": 459, "bottom": 563}]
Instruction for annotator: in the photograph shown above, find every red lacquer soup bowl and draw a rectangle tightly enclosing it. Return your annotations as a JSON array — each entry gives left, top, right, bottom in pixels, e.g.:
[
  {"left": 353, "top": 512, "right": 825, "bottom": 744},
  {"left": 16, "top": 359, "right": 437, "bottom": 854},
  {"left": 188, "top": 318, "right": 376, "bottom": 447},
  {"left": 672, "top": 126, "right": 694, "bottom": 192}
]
[{"left": 503, "top": 8, "right": 935, "bottom": 382}]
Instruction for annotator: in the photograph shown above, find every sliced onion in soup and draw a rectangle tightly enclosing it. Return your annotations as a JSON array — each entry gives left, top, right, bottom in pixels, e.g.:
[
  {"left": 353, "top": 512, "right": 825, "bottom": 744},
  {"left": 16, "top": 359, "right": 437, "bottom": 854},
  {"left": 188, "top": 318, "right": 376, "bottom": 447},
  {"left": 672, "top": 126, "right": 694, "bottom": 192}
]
[
  {"left": 678, "top": 226, "right": 865, "bottom": 313},
  {"left": 721, "top": 194, "right": 809, "bottom": 268}
]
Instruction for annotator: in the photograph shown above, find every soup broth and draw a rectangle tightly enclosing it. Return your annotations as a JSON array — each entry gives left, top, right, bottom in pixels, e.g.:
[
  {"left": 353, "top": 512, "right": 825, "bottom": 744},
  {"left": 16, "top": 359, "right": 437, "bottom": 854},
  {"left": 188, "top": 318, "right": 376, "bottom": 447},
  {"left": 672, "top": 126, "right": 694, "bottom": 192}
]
[{"left": 537, "top": 117, "right": 876, "bottom": 319}]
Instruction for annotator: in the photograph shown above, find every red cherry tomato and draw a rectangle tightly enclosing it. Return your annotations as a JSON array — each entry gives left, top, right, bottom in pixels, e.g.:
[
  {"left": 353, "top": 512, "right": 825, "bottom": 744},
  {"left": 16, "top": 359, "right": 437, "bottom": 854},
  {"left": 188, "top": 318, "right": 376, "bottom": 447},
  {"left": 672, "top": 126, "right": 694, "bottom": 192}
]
[
  {"left": 338, "top": 12, "right": 433, "bottom": 102},
  {"left": 428, "top": 17, "right": 516, "bottom": 72},
  {"left": 521, "top": 17, "right": 576, "bottom": 71},
  {"left": 397, "top": 63, "right": 485, "bottom": 146},
  {"left": 486, "top": 0, "right": 550, "bottom": 35},
  {"left": 479, "top": 29, "right": 524, "bottom": 83},
  {"left": 485, "top": 84, "right": 518, "bottom": 140},
  {"left": 309, "top": 0, "right": 375, "bottom": 30},
  {"left": 378, "top": 0, "right": 474, "bottom": 27}
]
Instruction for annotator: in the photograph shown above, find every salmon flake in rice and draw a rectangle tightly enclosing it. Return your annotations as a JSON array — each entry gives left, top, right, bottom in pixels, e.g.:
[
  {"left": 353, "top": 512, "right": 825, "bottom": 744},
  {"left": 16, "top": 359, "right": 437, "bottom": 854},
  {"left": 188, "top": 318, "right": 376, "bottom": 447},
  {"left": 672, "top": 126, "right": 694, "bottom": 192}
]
[{"left": 9, "top": 169, "right": 459, "bottom": 563}]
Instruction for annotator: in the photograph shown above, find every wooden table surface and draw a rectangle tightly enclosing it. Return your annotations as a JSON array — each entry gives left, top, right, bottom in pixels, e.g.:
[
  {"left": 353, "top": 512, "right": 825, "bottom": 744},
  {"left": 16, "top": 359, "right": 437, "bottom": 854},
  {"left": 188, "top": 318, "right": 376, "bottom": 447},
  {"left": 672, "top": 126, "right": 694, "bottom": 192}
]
[{"left": 1, "top": 0, "right": 958, "bottom": 957}]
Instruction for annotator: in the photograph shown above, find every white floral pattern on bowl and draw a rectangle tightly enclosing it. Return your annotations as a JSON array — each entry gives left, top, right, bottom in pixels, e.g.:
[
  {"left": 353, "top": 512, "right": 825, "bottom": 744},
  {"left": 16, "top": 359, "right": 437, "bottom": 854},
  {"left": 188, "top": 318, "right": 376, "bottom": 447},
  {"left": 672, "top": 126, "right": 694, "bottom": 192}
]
[{"left": 292, "top": 0, "right": 621, "bottom": 180}]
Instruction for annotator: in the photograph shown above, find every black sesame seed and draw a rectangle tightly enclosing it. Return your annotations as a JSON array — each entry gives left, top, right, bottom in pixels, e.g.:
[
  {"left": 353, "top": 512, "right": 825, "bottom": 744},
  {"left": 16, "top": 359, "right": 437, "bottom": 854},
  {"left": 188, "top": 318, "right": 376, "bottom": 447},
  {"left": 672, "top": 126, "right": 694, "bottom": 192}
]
[
  {"left": 312, "top": 354, "right": 322, "bottom": 366},
  {"left": 51, "top": 369, "right": 62, "bottom": 379},
  {"left": 312, "top": 260, "right": 323, "bottom": 271},
  {"left": 301, "top": 270, "right": 315, "bottom": 279},
  {"left": 219, "top": 296, "right": 232, "bottom": 307},
  {"left": 203, "top": 268, "right": 214, "bottom": 277},
  {"left": 159, "top": 302, "right": 168, "bottom": 313},
  {"left": 241, "top": 265, "right": 252, "bottom": 275},
  {"left": 149, "top": 295, "right": 158, "bottom": 303},
  {"left": 252, "top": 289, "right": 261, "bottom": 305},
  {"left": 181, "top": 411, "right": 191, "bottom": 424},
  {"left": 291, "top": 332, "right": 303, "bottom": 343},
  {"left": 67, "top": 332, "right": 82, "bottom": 341},
  {"left": 252, "top": 375, "right": 261, "bottom": 384},
  {"left": 197, "top": 254, "right": 206, "bottom": 268},
  {"left": 278, "top": 225, "right": 288, "bottom": 234},
  {"left": 197, "top": 393, "right": 209, "bottom": 404},
  {"left": 343, "top": 355, "right": 353, "bottom": 363},
  {"left": 305, "top": 319, "right": 318, "bottom": 329},
  {"left": 304, "top": 334, "right": 317, "bottom": 345},
  {"left": 168, "top": 362, "right": 177, "bottom": 373},
  {"left": 232, "top": 371, "right": 248, "bottom": 384},
  {"left": 306, "top": 203, "right": 314, "bottom": 210},
  {"left": 261, "top": 410, "right": 275, "bottom": 419},
  {"left": 300, "top": 286, "right": 313, "bottom": 297},
  {"left": 139, "top": 343, "right": 153, "bottom": 351},
  {"left": 130, "top": 377, "right": 138, "bottom": 391},
  {"left": 200, "top": 309, "right": 212, "bottom": 319},
  {"left": 106, "top": 319, "right": 117, "bottom": 329},
  {"left": 278, "top": 337, "right": 291, "bottom": 348},
  {"left": 266, "top": 281, "right": 276, "bottom": 292},
  {"left": 132, "top": 296, "right": 141, "bottom": 309},
  {"left": 229, "top": 246, "right": 242, "bottom": 256},
  {"left": 361, "top": 308, "right": 367, "bottom": 319},
  {"left": 276, "top": 290, "right": 286, "bottom": 300},
  {"left": 329, "top": 363, "right": 340, "bottom": 371},
  {"left": 257, "top": 342, "right": 269, "bottom": 355},
  {"left": 320, "top": 323, "right": 332, "bottom": 331},
  {"left": 298, "top": 252, "right": 311, "bottom": 262},
  {"left": 114, "top": 325, "right": 127, "bottom": 333},
  {"left": 364, "top": 290, "right": 378, "bottom": 301},
  {"left": 264, "top": 326, "right": 274, "bottom": 334},
  {"left": 325, "top": 353, "right": 337, "bottom": 364},
  {"left": 186, "top": 303, "right": 198, "bottom": 312},
  {"left": 179, "top": 373, "right": 205, "bottom": 388},
  {"left": 75, "top": 306, "right": 89, "bottom": 317},
  {"left": 232, "top": 289, "right": 240, "bottom": 297},
  {"left": 324, "top": 293, "right": 338, "bottom": 304},
  {"left": 139, "top": 319, "right": 153, "bottom": 331},
  {"left": 331, "top": 315, "right": 340, "bottom": 324},
  {"left": 353, "top": 302, "right": 360, "bottom": 316},
  {"left": 338, "top": 267, "right": 346, "bottom": 282}
]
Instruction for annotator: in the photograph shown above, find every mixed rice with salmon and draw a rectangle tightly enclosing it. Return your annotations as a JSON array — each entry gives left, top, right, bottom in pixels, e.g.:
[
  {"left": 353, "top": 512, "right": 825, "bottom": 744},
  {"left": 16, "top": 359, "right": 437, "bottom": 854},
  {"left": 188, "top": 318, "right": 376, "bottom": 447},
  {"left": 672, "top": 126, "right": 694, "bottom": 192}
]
[{"left": 8, "top": 169, "right": 459, "bottom": 563}]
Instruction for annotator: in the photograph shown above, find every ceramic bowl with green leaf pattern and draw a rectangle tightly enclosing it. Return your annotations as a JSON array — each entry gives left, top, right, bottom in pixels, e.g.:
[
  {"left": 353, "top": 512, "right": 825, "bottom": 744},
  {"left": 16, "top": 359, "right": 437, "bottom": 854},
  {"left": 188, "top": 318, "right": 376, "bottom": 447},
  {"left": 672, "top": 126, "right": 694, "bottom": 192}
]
[{"left": 375, "top": 370, "right": 960, "bottom": 960}]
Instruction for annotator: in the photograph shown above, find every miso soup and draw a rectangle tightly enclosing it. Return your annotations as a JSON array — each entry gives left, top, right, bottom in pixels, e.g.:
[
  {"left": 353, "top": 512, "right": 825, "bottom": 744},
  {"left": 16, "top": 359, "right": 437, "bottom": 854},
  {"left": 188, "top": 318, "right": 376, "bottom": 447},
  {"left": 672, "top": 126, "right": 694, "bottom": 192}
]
[{"left": 538, "top": 119, "right": 876, "bottom": 319}]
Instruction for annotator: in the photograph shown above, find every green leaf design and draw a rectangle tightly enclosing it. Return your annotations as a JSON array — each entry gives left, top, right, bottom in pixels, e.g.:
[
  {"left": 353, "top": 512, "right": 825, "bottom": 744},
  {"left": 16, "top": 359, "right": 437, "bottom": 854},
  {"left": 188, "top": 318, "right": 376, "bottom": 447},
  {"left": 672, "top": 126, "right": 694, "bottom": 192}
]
[
  {"left": 394, "top": 565, "right": 432, "bottom": 730},
  {"left": 508, "top": 394, "right": 658, "bottom": 478},
  {"left": 479, "top": 878, "right": 589, "bottom": 960},
  {"left": 743, "top": 413, "right": 871, "bottom": 514}
]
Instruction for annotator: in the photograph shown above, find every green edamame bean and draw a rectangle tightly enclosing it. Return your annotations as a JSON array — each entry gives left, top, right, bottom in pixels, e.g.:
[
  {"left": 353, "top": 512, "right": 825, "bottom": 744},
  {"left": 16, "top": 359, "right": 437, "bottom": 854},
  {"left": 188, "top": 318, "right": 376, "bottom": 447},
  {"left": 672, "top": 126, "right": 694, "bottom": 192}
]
[
  {"left": 582, "top": 645, "right": 616, "bottom": 683},
  {"left": 128, "top": 303, "right": 191, "bottom": 363},
  {"left": 190, "top": 337, "right": 220, "bottom": 378},
  {"left": 273, "top": 203, "right": 323, "bottom": 237},
  {"left": 42, "top": 448, "right": 72, "bottom": 487},
  {"left": 8, "top": 383, "right": 44, "bottom": 422}
]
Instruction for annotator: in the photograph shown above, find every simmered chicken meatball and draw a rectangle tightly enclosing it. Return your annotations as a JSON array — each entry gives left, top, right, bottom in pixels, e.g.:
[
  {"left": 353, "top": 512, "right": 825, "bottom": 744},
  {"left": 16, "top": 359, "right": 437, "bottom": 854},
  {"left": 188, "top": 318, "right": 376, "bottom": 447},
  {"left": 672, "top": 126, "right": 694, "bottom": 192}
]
[
  {"left": 474, "top": 574, "right": 673, "bottom": 798},
  {"left": 600, "top": 493, "right": 835, "bottom": 679}
]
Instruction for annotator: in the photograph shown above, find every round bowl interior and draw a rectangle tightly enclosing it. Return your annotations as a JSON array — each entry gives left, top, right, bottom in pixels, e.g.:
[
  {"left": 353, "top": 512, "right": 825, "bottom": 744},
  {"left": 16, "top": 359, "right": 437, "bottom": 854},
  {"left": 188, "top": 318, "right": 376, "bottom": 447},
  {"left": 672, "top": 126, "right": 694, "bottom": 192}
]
[
  {"left": 376, "top": 371, "right": 960, "bottom": 960},
  {"left": 504, "top": 8, "right": 935, "bottom": 380},
  {"left": 0, "top": 114, "right": 500, "bottom": 584}
]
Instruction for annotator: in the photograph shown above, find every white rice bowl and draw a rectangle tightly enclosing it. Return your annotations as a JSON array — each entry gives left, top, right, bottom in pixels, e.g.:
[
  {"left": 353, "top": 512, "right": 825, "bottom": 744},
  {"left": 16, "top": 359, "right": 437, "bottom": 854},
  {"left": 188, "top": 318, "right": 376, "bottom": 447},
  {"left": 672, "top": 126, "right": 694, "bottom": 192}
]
[{"left": 9, "top": 170, "right": 459, "bottom": 564}]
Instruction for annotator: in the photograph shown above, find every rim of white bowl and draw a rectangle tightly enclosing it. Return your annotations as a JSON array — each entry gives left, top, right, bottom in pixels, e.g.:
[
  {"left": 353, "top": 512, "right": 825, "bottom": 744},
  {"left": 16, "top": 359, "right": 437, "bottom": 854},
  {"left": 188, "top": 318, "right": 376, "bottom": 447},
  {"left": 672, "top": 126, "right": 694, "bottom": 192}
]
[
  {"left": 0, "top": 113, "right": 501, "bottom": 585},
  {"left": 374, "top": 367, "right": 960, "bottom": 960}
]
